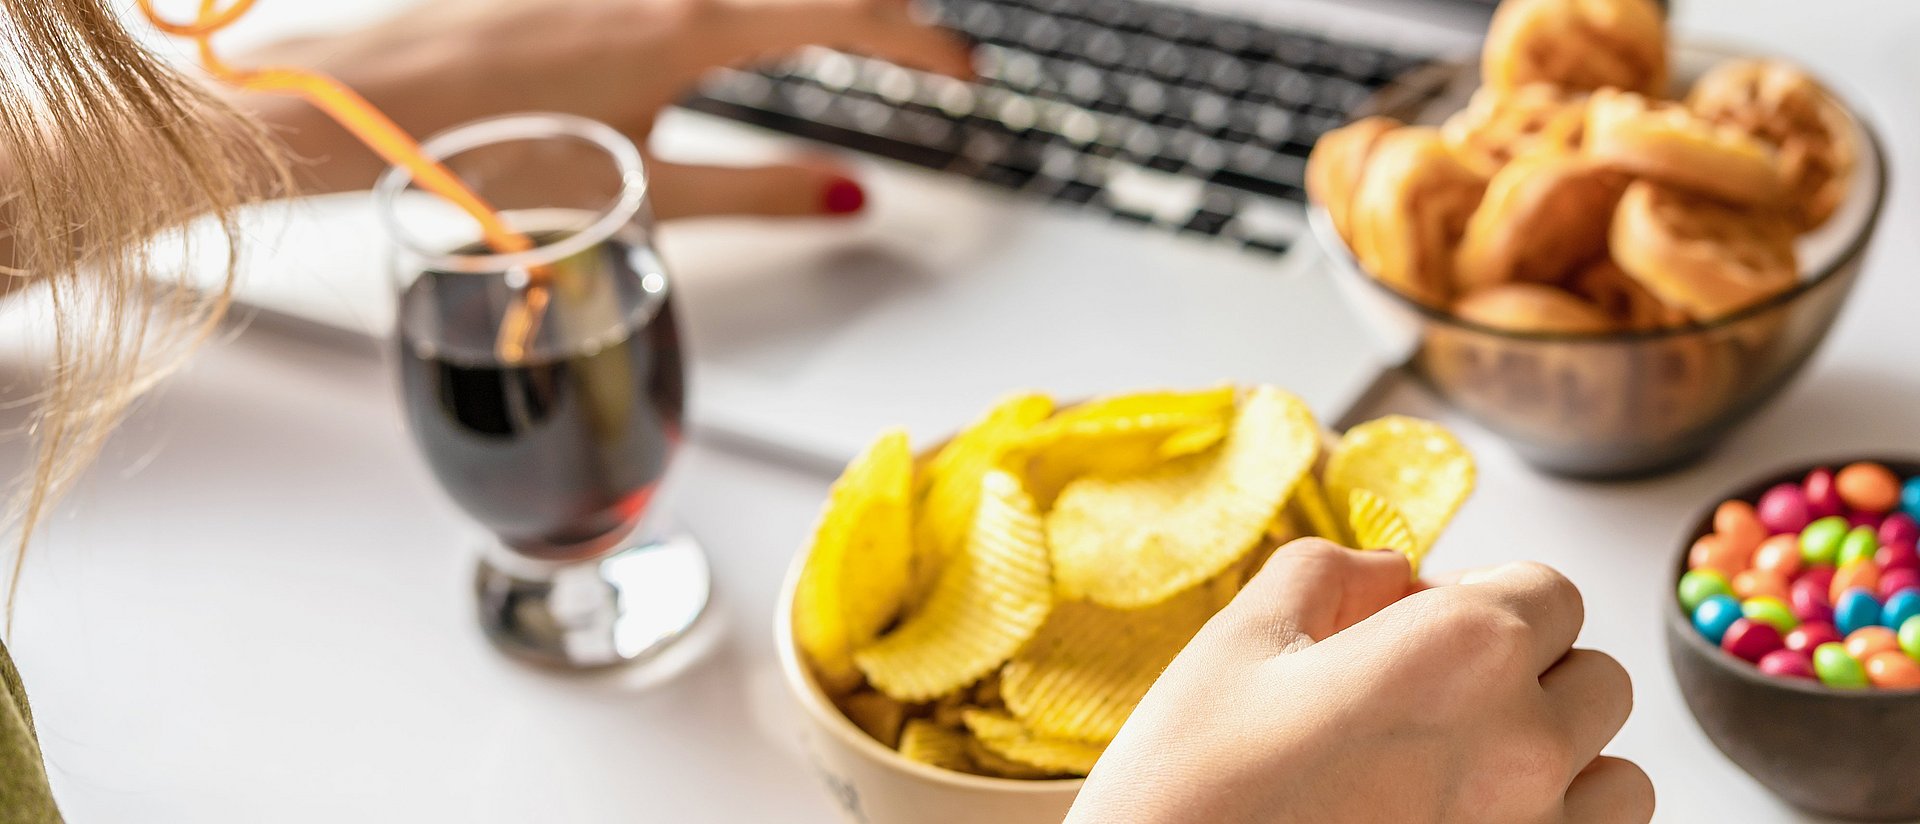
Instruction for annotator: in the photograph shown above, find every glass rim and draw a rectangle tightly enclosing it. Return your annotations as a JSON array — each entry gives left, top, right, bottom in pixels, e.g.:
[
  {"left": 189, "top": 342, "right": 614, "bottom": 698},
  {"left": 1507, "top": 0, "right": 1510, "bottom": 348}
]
[
  {"left": 374, "top": 112, "right": 648, "bottom": 274},
  {"left": 1318, "top": 52, "right": 1890, "bottom": 345}
]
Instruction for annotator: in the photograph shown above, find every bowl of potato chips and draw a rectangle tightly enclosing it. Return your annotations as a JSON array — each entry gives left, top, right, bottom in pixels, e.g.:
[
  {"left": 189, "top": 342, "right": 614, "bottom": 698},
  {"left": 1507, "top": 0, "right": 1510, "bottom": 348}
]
[
  {"left": 1307, "top": 0, "right": 1887, "bottom": 478},
  {"left": 775, "top": 386, "right": 1475, "bottom": 824}
]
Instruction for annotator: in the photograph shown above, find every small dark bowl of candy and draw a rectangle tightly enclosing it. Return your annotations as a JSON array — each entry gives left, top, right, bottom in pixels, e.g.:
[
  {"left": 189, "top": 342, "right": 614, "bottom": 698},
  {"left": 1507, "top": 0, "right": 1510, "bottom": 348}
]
[{"left": 1666, "top": 459, "right": 1920, "bottom": 821}]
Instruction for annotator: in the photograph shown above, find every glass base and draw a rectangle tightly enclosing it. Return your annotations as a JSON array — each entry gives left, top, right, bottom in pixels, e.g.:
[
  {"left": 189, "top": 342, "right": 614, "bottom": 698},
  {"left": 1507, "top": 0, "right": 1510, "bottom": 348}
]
[{"left": 474, "top": 529, "right": 711, "bottom": 669}]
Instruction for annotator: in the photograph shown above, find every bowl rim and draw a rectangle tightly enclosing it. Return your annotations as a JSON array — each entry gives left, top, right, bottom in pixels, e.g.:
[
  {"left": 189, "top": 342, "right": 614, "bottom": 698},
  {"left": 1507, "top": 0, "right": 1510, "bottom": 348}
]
[
  {"left": 772, "top": 548, "right": 1087, "bottom": 792},
  {"left": 1312, "top": 45, "right": 1892, "bottom": 345},
  {"left": 1666, "top": 457, "right": 1920, "bottom": 698}
]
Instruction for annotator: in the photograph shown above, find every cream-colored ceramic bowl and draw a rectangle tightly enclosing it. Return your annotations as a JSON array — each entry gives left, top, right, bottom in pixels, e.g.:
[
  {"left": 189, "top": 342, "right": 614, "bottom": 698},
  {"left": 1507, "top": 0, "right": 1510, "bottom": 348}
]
[{"left": 773, "top": 551, "right": 1082, "bottom": 824}]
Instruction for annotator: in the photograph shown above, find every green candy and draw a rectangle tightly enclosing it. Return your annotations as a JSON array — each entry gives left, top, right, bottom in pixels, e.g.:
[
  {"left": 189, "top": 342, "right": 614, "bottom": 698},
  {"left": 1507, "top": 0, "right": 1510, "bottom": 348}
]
[
  {"left": 1801, "top": 516, "right": 1851, "bottom": 566},
  {"left": 1742, "top": 596, "right": 1799, "bottom": 634},
  {"left": 1837, "top": 526, "right": 1881, "bottom": 568},
  {"left": 1814, "top": 642, "right": 1869, "bottom": 689},
  {"left": 1900, "top": 615, "right": 1920, "bottom": 661},
  {"left": 1678, "top": 570, "right": 1733, "bottom": 613}
]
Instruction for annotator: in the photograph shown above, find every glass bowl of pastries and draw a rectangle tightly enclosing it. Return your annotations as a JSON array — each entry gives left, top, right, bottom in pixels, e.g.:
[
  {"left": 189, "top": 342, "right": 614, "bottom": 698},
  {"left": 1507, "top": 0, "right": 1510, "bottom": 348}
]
[{"left": 1307, "top": 0, "right": 1888, "bottom": 478}]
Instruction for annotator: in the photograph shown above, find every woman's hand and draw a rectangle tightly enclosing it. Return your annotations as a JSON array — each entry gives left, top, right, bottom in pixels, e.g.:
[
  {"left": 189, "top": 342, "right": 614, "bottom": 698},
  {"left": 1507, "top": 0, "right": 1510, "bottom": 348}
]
[
  {"left": 1069, "top": 540, "right": 1653, "bottom": 824},
  {"left": 237, "top": 0, "right": 972, "bottom": 218}
]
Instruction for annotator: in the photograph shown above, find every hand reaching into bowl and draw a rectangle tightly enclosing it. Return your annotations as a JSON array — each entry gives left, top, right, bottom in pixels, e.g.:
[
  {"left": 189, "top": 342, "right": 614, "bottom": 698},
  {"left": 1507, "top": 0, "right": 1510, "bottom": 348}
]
[
  {"left": 1068, "top": 540, "right": 1653, "bottom": 824},
  {"left": 233, "top": 0, "right": 973, "bottom": 218}
]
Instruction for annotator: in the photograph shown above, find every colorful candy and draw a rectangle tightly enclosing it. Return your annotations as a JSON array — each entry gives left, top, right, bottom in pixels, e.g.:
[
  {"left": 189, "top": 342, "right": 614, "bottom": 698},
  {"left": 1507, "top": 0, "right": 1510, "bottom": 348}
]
[
  {"left": 1677, "top": 569, "right": 1733, "bottom": 613},
  {"left": 1758, "top": 483, "right": 1812, "bottom": 534},
  {"left": 1741, "top": 596, "right": 1798, "bottom": 634},
  {"left": 1836, "top": 588, "right": 1883, "bottom": 637},
  {"left": 1865, "top": 651, "right": 1920, "bottom": 689},
  {"left": 1800, "top": 516, "right": 1848, "bottom": 566},
  {"left": 1682, "top": 462, "right": 1920, "bottom": 690},
  {"left": 1785, "top": 621, "right": 1841, "bottom": 654},
  {"left": 1813, "top": 642, "right": 1869, "bottom": 688},
  {"left": 1758, "top": 648, "right": 1816, "bottom": 679},
  {"left": 1838, "top": 462, "right": 1902, "bottom": 513},
  {"left": 1693, "top": 595, "right": 1743, "bottom": 645}
]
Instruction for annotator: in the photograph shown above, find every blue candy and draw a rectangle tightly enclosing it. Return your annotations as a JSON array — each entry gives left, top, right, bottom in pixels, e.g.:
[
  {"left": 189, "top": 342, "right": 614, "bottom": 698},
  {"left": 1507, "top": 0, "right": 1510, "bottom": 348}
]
[
  {"left": 1836, "top": 588, "right": 1885, "bottom": 637},
  {"left": 1884, "top": 589, "right": 1920, "bottom": 631},
  {"left": 1905, "top": 476, "right": 1920, "bottom": 522},
  {"left": 1693, "top": 595, "right": 1743, "bottom": 645}
]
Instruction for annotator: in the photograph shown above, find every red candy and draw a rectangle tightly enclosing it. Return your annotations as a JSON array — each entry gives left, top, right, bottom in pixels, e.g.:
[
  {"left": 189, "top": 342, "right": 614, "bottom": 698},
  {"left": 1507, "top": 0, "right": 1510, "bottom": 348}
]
[
  {"left": 1758, "top": 648, "right": 1817, "bottom": 680},
  {"left": 1806, "top": 468, "right": 1846, "bottom": 520},
  {"left": 1881, "top": 514, "right": 1920, "bottom": 552},
  {"left": 1785, "top": 621, "right": 1842, "bottom": 653},
  {"left": 1757, "top": 483, "right": 1813, "bottom": 534},
  {"left": 1791, "top": 574, "right": 1836, "bottom": 624},
  {"left": 1722, "top": 618, "right": 1786, "bottom": 663},
  {"left": 1849, "top": 510, "right": 1883, "bottom": 530},
  {"left": 1880, "top": 569, "right": 1920, "bottom": 600},
  {"left": 1878, "top": 541, "right": 1920, "bottom": 574}
]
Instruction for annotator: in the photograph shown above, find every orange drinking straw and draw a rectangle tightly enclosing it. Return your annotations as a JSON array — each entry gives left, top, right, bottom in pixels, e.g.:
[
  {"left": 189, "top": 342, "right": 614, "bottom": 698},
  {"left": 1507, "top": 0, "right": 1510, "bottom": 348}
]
[{"left": 139, "top": 0, "right": 551, "bottom": 362}]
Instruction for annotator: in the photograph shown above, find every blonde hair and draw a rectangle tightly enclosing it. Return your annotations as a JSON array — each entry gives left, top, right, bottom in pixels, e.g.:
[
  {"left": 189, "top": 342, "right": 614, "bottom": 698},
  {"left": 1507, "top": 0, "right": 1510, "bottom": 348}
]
[{"left": 0, "top": 0, "right": 284, "bottom": 617}]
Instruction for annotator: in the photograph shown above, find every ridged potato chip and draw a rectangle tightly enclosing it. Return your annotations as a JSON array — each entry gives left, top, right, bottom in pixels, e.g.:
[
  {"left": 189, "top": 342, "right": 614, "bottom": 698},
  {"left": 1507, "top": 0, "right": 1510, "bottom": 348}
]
[
  {"left": 965, "top": 738, "right": 1058, "bottom": 779},
  {"left": 1049, "top": 387, "right": 1320, "bottom": 608},
  {"left": 856, "top": 470, "right": 1052, "bottom": 701},
  {"left": 794, "top": 430, "right": 916, "bottom": 694},
  {"left": 1327, "top": 417, "right": 1475, "bottom": 555},
  {"left": 1013, "top": 387, "right": 1236, "bottom": 507},
  {"left": 1287, "top": 472, "right": 1350, "bottom": 546},
  {"left": 840, "top": 690, "right": 908, "bottom": 749},
  {"left": 915, "top": 393, "right": 1054, "bottom": 599},
  {"left": 1002, "top": 587, "right": 1218, "bottom": 745},
  {"left": 1349, "top": 488, "right": 1424, "bottom": 575},
  {"left": 898, "top": 719, "right": 973, "bottom": 772},
  {"left": 961, "top": 709, "right": 1104, "bottom": 777}
]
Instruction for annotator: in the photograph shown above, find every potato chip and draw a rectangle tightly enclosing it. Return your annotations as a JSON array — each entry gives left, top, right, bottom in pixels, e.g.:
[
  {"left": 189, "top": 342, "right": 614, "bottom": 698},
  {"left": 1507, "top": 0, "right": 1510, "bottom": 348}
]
[
  {"left": 856, "top": 470, "right": 1053, "bottom": 701},
  {"left": 793, "top": 430, "right": 916, "bottom": 694},
  {"left": 914, "top": 393, "right": 1054, "bottom": 600},
  {"left": 898, "top": 720, "right": 974, "bottom": 772},
  {"left": 1287, "top": 472, "right": 1350, "bottom": 546},
  {"left": 1048, "top": 387, "right": 1321, "bottom": 608},
  {"left": 1002, "top": 587, "right": 1218, "bottom": 745},
  {"left": 965, "top": 738, "right": 1058, "bottom": 779},
  {"left": 961, "top": 709, "right": 1104, "bottom": 777},
  {"left": 840, "top": 690, "right": 908, "bottom": 749},
  {"left": 1014, "top": 387, "right": 1236, "bottom": 507},
  {"left": 1327, "top": 416, "right": 1475, "bottom": 555},
  {"left": 1348, "top": 488, "right": 1424, "bottom": 575}
]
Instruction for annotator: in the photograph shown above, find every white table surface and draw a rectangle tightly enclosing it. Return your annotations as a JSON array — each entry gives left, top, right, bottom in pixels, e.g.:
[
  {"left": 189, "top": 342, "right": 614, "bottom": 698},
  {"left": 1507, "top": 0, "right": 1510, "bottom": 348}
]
[{"left": 9, "top": 1, "right": 1920, "bottom": 821}]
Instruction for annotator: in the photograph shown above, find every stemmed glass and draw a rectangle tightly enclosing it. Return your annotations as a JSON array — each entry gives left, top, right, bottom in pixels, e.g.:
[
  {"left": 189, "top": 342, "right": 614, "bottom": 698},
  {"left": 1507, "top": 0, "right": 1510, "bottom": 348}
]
[{"left": 376, "top": 113, "right": 709, "bottom": 668}]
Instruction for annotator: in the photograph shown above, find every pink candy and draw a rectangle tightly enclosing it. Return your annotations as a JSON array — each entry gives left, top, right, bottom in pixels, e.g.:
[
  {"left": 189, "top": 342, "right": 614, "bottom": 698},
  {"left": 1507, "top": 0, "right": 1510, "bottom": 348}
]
[
  {"left": 1785, "top": 621, "right": 1842, "bottom": 653},
  {"left": 1805, "top": 468, "right": 1846, "bottom": 520},
  {"left": 1849, "top": 510, "right": 1884, "bottom": 530},
  {"left": 1791, "top": 573, "right": 1836, "bottom": 624},
  {"left": 1878, "top": 541, "right": 1920, "bottom": 574},
  {"left": 1758, "top": 648, "right": 1818, "bottom": 679},
  {"left": 1758, "top": 483, "right": 1813, "bottom": 534},
  {"left": 1881, "top": 514, "right": 1920, "bottom": 551}
]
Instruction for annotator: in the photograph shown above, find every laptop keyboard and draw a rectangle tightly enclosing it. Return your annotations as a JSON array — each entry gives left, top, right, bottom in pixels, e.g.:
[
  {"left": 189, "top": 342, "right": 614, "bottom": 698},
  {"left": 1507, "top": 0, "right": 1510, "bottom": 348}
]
[{"left": 683, "top": 0, "right": 1436, "bottom": 256}]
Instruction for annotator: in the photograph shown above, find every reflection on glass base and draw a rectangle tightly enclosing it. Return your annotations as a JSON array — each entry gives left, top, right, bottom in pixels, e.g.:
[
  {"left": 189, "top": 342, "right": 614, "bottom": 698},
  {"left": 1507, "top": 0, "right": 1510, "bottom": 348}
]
[{"left": 475, "top": 530, "right": 711, "bottom": 669}]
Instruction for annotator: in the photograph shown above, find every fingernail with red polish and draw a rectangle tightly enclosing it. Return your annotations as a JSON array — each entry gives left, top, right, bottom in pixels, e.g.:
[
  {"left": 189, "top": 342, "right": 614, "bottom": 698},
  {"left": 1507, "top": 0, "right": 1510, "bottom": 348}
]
[{"left": 823, "top": 177, "right": 866, "bottom": 215}]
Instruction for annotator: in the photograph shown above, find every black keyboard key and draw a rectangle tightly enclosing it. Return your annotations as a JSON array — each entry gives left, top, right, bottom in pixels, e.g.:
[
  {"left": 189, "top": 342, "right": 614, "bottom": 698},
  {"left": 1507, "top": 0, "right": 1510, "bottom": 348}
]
[
  {"left": 1209, "top": 168, "right": 1305, "bottom": 202},
  {"left": 1053, "top": 179, "right": 1102, "bottom": 204},
  {"left": 1184, "top": 209, "right": 1235, "bottom": 236},
  {"left": 1243, "top": 237, "right": 1292, "bottom": 256}
]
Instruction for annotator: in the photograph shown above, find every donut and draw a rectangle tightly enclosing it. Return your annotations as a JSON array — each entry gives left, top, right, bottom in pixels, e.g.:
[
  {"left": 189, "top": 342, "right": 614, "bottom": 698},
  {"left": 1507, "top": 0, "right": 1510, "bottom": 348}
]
[
  {"left": 1454, "top": 282, "right": 1616, "bottom": 334},
  {"left": 1610, "top": 180, "right": 1797, "bottom": 320},
  {"left": 1482, "top": 0, "right": 1667, "bottom": 96},
  {"left": 1348, "top": 127, "right": 1488, "bottom": 308},
  {"left": 1566, "top": 257, "right": 1689, "bottom": 331},
  {"left": 1454, "top": 151, "right": 1626, "bottom": 291},
  {"left": 1586, "top": 88, "right": 1785, "bottom": 206},
  {"left": 1442, "top": 83, "right": 1590, "bottom": 178},
  {"left": 1306, "top": 116, "right": 1404, "bottom": 242},
  {"left": 1689, "top": 58, "right": 1857, "bottom": 230}
]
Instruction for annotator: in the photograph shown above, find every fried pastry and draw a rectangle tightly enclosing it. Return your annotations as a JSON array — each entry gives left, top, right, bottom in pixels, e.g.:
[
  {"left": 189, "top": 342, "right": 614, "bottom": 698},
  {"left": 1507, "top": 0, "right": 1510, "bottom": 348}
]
[
  {"left": 1455, "top": 282, "right": 1616, "bottom": 334},
  {"left": 1348, "top": 128, "right": 1488, "bottom": 308},
  {"left": 1689, "top": 58, "right": 1857, "bottom": 230},
  {"left": 1610, "top": 180, "right": 1797, "bottom": 320},
  {"left": 1567, "top": 257, "right": 1689, "bottom": 331},
  {"left": 1454, "top": 151, "right": 1626, "bottom": 290},
  {"left": 1305, "top": 116, "right": 1404, "bottom": 242},
  {"left": 1586, "top": 88, "right": 1785, "bottom": 206},
  {"left": 1442, "top": 84, "right": 1590, "bottom": 178},
  {"left": 1482, "top": 0, "right": 1667, "bottom": 96}
]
